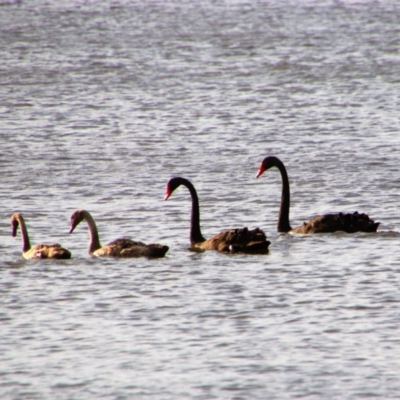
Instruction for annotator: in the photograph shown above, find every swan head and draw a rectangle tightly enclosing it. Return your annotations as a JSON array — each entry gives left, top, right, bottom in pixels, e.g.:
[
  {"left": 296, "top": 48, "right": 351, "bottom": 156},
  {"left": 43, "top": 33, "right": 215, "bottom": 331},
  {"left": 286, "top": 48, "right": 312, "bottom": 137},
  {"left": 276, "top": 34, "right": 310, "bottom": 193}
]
[
  {"left": 10, "top": 213, "right": 21, "bottom": 237},
  {"left": 256, "top": 156, "right": 280, "bottom": 178},
  {"left": 164, "top": 177, "right": 186, "bottom": 201},
  {"left": 69, "top": 209, "right": 85, "bottom": 233}
]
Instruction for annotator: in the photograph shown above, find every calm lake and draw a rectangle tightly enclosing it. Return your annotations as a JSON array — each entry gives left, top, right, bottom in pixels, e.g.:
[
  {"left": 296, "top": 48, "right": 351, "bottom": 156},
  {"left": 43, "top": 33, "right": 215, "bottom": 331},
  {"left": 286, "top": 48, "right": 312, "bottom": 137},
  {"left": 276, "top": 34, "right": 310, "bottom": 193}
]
[{"left": 1, "top": 0, "right": 400, "bottom": 399}]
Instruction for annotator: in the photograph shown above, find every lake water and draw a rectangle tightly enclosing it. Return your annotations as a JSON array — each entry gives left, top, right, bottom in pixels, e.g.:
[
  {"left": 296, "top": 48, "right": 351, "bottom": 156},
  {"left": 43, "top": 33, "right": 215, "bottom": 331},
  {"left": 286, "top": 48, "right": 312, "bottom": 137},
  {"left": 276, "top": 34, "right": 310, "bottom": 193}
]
[{"left": 1, "top": 0, "right": 400, "bottom": 399}]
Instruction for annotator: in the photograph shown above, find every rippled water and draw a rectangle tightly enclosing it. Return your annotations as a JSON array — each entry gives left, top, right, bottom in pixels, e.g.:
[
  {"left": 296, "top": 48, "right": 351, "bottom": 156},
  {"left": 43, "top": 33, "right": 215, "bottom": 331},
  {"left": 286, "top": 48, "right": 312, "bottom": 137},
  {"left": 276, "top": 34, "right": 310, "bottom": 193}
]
[{"left": 1, "top": 0, "right": 400, "bottom": 398}]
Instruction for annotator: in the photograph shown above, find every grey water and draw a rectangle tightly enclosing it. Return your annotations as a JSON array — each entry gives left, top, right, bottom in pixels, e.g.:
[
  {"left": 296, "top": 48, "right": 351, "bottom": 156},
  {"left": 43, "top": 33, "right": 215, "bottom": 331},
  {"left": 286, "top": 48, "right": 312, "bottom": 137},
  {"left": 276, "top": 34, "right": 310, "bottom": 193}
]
[{"left": 1, "top": 0, "right": 400, "bottom": 398}]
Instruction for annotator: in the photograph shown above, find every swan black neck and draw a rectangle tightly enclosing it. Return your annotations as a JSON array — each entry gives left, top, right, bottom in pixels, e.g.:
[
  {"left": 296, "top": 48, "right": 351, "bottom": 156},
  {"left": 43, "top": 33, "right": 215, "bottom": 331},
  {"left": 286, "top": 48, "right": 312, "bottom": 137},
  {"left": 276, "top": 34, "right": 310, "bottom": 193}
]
[
  {"left": 262, "top": 156, "right": 292, "bottom": 233},
  {"left": 171, "top": 177, "right": 206, "bottom": 244}
]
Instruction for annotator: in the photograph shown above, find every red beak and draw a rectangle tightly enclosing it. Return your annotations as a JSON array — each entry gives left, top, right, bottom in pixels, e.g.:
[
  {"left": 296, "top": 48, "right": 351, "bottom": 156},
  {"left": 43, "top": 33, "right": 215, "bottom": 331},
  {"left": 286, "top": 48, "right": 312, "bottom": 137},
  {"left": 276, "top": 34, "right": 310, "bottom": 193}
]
[
  {"left": 255, "top": 165, "right": 265, "bottom": 178},
  {"left": 164, "top": 188, "right": 171, "bottom": 201}
]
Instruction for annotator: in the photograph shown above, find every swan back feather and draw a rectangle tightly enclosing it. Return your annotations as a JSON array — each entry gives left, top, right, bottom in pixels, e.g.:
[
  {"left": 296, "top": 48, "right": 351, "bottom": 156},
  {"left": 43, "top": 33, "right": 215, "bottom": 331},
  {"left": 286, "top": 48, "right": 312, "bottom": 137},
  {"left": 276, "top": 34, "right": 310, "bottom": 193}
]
[
  {"left": 196, "top": 227, "right": 270, "bottom": 253},
  {"left": 23, "top": 243, "right": 72, "bottom": 260},
  {"left": 291, "top": 212, "right": 379, "bottom": 234}
]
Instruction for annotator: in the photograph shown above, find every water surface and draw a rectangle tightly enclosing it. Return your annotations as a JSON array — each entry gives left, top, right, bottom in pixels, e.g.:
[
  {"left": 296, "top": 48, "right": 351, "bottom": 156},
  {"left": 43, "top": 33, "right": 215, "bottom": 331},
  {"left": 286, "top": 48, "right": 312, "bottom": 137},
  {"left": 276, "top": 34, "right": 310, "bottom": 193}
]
[{"left": 1, "top": 0, "right": 400, "bottom": 399}]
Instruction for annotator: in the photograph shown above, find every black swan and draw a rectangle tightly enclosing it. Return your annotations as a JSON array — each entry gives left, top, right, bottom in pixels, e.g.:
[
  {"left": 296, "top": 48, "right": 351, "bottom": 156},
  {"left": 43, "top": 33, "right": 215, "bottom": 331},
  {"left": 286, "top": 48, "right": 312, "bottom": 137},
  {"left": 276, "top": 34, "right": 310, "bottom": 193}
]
[
  {"left": 164, "top": 177, "right": 270, "bottom": 253},
  {"left": 256, "top": 156, "right": 379, "bottom": 234}
]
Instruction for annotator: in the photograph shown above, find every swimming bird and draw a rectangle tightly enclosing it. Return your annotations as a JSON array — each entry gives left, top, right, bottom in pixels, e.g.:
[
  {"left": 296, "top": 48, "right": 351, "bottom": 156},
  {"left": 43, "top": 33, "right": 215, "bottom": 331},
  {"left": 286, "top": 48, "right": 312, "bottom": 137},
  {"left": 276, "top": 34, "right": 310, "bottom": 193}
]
[
  {"left": 69, "top": 209, "right": 169, "bottom": 258},
  {"left": 11, "top": 213, "right": 72, "bottom": 259},
  {"left": 164, "top": 177, "right": 270, "bottom": 253},
  {"left": 256, "top": 156, "right": 379, "bottom": 234}
]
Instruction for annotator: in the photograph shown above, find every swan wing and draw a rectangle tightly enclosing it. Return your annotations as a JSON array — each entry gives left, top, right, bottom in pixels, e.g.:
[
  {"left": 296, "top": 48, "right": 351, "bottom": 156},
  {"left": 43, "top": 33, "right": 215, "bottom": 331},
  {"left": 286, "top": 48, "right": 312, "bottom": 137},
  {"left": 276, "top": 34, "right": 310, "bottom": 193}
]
[
  {"left": 94, "top": 238, "right": 169, "bottom": 258},
  {"left": 24, "top": 243, "right": 71, "bottom": 259},
  {"left": 292, "top": 212, "right": 379, "bottom": 234},
  {"left": 120, "top": 244, "right": 169, "bottom": 258},
  {"left": 198, "top": 227, "right": 270, "bottom": 253}
]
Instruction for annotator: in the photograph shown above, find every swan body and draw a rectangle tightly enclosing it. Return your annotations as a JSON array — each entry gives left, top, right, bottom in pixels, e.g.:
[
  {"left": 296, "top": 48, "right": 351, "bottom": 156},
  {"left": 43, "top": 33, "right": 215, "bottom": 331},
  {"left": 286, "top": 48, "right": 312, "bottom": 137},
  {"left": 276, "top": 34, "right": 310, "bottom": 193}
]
[
  {"left": 11, "top": 213, "right": 72, "bottom": 260},
  {"left": 256, "top": 156, "right": 379, "bottom": 234},
  {"left": 164, "top": 177, "right": 270, "bottom": 253},
  {"left": 69, "top": 209, "right": 169, "bottom": 258}
]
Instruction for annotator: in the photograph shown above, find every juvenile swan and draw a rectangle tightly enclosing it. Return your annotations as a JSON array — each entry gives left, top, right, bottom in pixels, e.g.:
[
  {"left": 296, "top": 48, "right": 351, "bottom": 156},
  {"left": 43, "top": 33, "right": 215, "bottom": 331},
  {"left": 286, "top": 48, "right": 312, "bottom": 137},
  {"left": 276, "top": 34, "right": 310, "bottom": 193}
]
[
  {"left": 164, "top": 177, "right": 270, "bottom": 253},
  {"left": 11, "top": 213, "right": 71, "bottom": 259},
  {"left": 69, "top": 209, "right": 169, "bottom": 258},
  {"left": 256, "top": 156, "right": 379, "bottom": 234}
]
